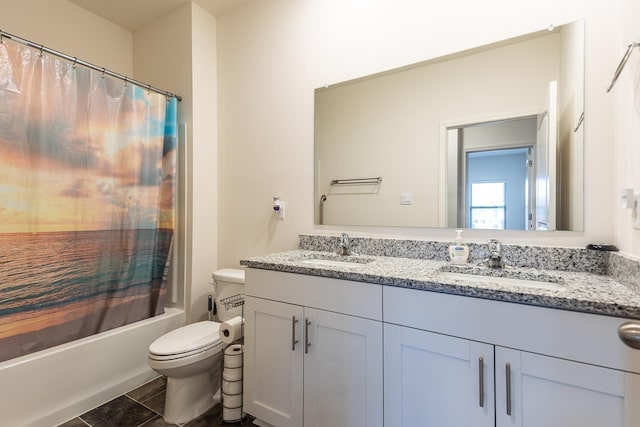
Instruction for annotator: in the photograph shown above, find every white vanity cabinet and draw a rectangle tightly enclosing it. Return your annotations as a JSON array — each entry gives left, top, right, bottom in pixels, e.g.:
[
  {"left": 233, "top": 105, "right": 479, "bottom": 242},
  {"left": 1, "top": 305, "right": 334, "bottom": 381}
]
[
  {"left": 384, "top": 286, "right": 640, "bottom": 427},
  {"left": 494, "top": 346, "right": 640, "bottom": 427},
  {"left": 384, "top": 324, "right": 495, "bottom": 426},
  {"left": 243, "top": 269, "right": 383, "bottom": 427}
]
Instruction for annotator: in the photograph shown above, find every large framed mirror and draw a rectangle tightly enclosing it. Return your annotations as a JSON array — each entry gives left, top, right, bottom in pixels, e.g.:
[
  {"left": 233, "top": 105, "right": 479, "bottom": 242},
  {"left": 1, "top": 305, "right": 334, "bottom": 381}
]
[{"left": 314, "top": 20, "right": 584, "bottom": 231}]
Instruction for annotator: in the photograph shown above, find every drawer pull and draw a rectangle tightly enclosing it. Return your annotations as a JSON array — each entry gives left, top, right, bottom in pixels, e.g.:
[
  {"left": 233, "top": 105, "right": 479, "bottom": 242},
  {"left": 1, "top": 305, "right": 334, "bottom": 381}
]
[
  {"left": 479, "top": 357, "right": 484, "bottom": 408},
  {"left": 305, "top": 318, "right": 311, "bottom": 354},
  {"left": 619, "top": 322, "right": 640, "bottom": 349},
  {"left": 291, "top": 316, "right": 299, "bottom": 351},
  {"left": 506, "top": 363, "right": 512, "bottom": 416}
]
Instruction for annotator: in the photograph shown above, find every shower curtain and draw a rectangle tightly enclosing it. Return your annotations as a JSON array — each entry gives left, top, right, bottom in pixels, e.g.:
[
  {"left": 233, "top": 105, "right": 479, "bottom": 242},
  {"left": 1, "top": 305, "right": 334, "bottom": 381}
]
[{"left": 0, "top": 39, "right": 177, "bottom": 362}]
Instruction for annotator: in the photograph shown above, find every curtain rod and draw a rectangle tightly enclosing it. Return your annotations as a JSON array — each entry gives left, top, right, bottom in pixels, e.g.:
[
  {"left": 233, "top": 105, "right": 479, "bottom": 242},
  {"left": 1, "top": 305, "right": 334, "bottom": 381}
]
[{"left": 0, "top": 29, "right": 182, "bottom": 102}]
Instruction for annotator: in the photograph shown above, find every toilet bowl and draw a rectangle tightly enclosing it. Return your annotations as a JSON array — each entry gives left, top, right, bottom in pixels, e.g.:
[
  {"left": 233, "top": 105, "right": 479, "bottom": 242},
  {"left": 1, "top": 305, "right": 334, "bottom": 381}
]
[
  {"left": 148, "top": 321, "right": 224, "bottom": 424},
  {"left": 148, "top": 268, "right": 245, "bottom": 424}
]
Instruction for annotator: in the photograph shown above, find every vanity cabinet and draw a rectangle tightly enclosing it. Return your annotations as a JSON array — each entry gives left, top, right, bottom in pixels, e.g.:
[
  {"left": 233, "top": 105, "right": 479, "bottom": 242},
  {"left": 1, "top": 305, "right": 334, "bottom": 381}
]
[
  {"left": 494, "top": 346, "right": 638, "bottom": 427},
  {"left": 384, "top": 286, "right": 640, "bottom": 427},
  {"left": 244, "top": 268, "right": 640, "bottom": 427},
  {"left": 384, "top": 324, "right": 495, "bottom": 426},
  {"left": 243, "top": 269, "right": 383, "bottom": 427},
  {"left": 385, "top": 323, "right": 640, "bottom": 427}
]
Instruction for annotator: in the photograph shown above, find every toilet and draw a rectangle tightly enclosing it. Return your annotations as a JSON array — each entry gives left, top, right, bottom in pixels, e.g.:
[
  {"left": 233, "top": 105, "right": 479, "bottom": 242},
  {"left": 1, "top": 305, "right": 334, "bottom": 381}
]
[{"left": 148, "top": 268, "right": 245, "bottom": 424}]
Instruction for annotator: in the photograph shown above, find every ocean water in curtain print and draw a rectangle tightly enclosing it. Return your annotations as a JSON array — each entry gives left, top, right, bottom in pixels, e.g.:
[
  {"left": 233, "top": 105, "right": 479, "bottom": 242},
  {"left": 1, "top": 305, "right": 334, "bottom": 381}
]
[{"left": 0, "top": 39, "right": 177, "bottom": 362}]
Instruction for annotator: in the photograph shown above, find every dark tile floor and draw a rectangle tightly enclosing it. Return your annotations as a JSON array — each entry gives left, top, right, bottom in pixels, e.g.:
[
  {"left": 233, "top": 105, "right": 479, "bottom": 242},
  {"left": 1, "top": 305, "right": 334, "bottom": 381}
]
[{"left": 57, "top": 377, "right": 257, "bottom": 427}]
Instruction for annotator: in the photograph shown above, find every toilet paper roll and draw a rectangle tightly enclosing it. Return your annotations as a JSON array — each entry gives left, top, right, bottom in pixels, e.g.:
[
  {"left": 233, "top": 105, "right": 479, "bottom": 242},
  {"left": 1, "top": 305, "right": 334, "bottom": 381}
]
[
  {"left": 222, "top": 406, "right": 243, "bottom": 422},
  {"left": 223, "top": 366, "right": 243, "bottom": 382},
  {"left": 223, "top": 393, "right": 243, "bottom": 408},
  {"left": 223, "top": 378, "right": 243, "bottom": 395},
  {"left": 224, "top": 344, "right": 243, "bottom": 368},
  {"left": 219, "top": 316, "right": 244, "bottom": 344}
]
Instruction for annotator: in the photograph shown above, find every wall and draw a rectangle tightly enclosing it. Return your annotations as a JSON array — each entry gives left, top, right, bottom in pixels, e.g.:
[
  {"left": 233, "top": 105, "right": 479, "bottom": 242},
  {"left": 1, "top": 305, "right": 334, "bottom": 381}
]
[
  {"left": 0, "top": 0, "right": 132, "bottom": 76},
  {"left": 558, "top": 21, "right": 585, "bottom": 232},
  {"left": 134, "top": 2, "right": 218, "bottom": 322},
  {"left": 217, "top": 0, "right": 616, "bottom": 267},
  {"left": 315, "top": 34, "right": 558, "bottom": 228},
  {"left": 613, "top": 0, "right": 640, "bottom": 257}
]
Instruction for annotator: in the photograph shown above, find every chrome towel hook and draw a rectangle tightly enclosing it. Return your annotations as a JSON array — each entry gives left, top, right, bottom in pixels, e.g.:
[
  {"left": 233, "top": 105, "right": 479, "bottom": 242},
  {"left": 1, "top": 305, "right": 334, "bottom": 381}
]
[{"left": 606, "top": 41, "right": 640, "bottom": 92}]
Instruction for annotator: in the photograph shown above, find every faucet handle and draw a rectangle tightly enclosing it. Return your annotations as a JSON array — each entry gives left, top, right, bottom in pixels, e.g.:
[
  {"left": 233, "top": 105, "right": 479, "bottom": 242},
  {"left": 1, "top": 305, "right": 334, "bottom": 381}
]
[
  {"left": 337, "top": 233, "right": 358, "bottom": 256},
  {"left": 487, "top": 239, "right": 502, "bottom": 255}
]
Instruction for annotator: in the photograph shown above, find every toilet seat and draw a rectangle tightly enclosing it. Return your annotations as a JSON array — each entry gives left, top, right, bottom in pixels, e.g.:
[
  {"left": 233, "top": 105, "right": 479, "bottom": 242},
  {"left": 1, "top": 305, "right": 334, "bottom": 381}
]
[{"left": 149, "top": 321, "right": 223, "bottom": 362}]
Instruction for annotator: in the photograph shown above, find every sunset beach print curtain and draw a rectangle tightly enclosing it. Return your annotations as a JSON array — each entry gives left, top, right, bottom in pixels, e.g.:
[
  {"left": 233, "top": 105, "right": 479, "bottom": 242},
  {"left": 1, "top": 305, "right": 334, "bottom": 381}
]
[{"left": 0, "top": 39, "right": 177, "bottom": 362}]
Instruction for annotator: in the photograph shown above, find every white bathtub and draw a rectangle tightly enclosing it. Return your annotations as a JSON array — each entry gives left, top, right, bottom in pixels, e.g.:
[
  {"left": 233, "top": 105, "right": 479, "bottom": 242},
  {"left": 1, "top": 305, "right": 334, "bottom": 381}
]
[{"left": 0, "top": 308, "right": 185, "bottom": 427}]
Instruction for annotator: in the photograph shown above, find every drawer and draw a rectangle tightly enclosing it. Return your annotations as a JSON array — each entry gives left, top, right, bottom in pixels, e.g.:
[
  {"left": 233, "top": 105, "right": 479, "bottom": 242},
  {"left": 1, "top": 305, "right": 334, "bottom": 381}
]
[
  {"left": 384, "top": 285, "right": 640, "bottom": 374},
  {"left": 245, "top": 268, "right": 382, "bottom": 321}
]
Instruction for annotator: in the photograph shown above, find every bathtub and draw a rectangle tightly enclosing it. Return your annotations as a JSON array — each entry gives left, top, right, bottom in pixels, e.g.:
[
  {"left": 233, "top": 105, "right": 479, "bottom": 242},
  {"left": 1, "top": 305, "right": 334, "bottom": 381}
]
[{"left": 0, "top": 307, "right": 185, "bottom": 427}]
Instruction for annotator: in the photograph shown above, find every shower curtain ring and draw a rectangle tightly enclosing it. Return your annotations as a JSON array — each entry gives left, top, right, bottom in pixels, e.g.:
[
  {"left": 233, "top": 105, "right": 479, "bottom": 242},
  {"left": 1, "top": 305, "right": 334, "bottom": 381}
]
[
  {"left": 72, "top": 57, "right": 77, "bottom": 69},
  {"left": 0, "top": 31, "right": 4, "bottom": 44},
  {"left": 101, "top": 68, "right": 106, "bottom": 79},
  {"left": 124, "top": 77, "right": 128, "bottom": 88},
  {"left": 38, "top": 45, "right": 44, "bottom": 57}
]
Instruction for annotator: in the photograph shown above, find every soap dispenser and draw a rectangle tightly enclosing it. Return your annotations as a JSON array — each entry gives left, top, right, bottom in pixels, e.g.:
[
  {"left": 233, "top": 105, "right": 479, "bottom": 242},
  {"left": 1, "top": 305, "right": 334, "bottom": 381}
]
[{"left": 449, "top": 229, "right": 469, "bottom": 265}]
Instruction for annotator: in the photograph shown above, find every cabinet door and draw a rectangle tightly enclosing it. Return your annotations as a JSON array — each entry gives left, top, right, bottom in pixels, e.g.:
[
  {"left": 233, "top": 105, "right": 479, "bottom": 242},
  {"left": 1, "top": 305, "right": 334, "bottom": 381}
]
[
  {"left": 495, "top": 346, "right": 640, "bottom": 427},
  {"left": 243, "top": 296, "right": 304, "bottom": 427},
  {"left": 384, "top": 324, "right": 495, "bottom": 427},
  {"left": 303, "top": 308, "right": 383, "bottom": 427}
]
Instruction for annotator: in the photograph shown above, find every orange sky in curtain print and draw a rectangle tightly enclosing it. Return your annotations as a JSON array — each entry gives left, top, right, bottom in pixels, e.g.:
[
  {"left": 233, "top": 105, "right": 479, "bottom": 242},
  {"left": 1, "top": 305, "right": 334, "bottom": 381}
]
[{"left": 0, "top": 46, "right": 173, "bottom": 233}]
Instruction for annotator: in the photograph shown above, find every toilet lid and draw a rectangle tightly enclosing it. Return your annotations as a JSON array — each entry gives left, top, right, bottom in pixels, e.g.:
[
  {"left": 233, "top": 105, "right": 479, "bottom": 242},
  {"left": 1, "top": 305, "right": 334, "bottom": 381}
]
[{"left": 149, "top": 321, "right": 222, "bottom": 356}]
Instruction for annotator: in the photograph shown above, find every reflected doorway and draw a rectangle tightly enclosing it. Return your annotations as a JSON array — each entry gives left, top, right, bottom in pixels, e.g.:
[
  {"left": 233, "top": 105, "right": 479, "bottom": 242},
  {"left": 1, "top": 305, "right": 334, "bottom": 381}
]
[
  {"left": 446, "top": 116, "right": 538, "bottom": 230},
  {"left": 467, "top": 148, "right": 530, "bottom": 229}
]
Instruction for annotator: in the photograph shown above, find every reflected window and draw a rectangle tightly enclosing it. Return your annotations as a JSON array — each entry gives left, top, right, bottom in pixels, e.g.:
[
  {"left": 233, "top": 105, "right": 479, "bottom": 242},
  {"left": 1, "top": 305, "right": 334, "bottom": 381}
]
[{"left": 470, "top": 182, "right": 506, "bottom": 229}]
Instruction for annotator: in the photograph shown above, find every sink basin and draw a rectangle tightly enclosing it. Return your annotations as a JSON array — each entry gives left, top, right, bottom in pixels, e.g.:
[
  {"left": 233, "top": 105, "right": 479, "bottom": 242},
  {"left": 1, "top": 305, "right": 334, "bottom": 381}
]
[
  {"left": 436, "top": 271, "right": 565, "bottom": 292},
  {"left": 300, "top": 255, "right": 374, "bottom": 268}
]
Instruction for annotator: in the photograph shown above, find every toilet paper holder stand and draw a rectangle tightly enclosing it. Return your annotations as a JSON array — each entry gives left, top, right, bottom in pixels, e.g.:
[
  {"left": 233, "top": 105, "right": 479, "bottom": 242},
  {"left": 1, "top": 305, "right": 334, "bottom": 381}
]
[{"left": 218, "top": 293, "right": 249, "bottom": 425}]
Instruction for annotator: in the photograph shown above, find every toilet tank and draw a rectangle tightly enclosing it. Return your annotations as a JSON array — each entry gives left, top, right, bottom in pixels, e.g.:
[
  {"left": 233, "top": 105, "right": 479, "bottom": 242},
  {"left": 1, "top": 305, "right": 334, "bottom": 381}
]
[{"left": 213, "top": 268, "right": 245, "bottom": 322}]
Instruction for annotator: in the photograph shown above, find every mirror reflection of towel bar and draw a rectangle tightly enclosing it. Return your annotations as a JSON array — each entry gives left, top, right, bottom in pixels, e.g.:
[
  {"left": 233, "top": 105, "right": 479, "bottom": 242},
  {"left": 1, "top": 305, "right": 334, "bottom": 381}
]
[
  {"left": 606, "top": 41, "right": 640, "bottom": 93},
  {"left": 319, "top": 194, "right": 327, "bottom": 225},
  {"left": 573, "top": 112, "right": 584, "bottom": 133},
  {"left": 330, "top": 177, "right": 382, "bottom": 186}
]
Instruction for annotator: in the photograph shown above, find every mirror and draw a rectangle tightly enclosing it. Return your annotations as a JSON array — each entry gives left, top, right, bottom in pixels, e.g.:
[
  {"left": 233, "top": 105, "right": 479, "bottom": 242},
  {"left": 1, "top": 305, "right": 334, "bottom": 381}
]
[{"left": 314, "top": 21, "right": 584, "bottom": 231}]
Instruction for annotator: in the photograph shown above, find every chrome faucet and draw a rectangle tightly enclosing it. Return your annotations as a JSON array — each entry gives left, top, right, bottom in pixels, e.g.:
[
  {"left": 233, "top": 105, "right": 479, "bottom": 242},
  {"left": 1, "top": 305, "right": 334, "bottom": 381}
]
[
  {"left": 336, "top": 233, "right": 357, "bottom": 256},
  {"left": 486, "top": 239, "right": 505, "bottom": 269}
]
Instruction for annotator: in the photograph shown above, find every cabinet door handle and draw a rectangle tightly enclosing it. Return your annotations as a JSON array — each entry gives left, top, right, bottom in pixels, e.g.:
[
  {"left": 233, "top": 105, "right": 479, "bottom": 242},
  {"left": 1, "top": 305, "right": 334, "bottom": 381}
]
[
  {"left": 291, "top": 316, "right": 299, "bottom": 351},
  {"left": 505, "top": 363, "right": 512, "bottom": 416},
  {"left": 305, "top": 318, "right": 311, "bottom": 354},
  {"left": 478, "top": 357, "right": 484, "bottom": 408}
]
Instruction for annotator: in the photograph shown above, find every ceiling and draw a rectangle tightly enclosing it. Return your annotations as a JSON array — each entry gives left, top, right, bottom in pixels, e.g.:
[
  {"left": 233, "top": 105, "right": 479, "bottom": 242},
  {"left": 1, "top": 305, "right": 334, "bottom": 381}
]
[{"left": 69, "top": 0, "right": 247, "bottom": 31}]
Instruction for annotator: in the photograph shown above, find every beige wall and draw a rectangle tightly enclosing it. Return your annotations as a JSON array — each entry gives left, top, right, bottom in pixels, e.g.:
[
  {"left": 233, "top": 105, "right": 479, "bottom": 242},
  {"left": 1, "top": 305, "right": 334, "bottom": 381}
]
[
  {"left": 0, "top": 0, "right": 132, "bottom": 75},
  {"left": 558, "top": 21, "right": 585, "bottom": 231},
  {"left": 315, "top": 34, "right": 559, "bottom": 228},
  {"left": 134, "top": 3, "right": 218, "bottom": 322},
  {"left": 613, "top": 0, "right": 640, "bottom": 256},
  {"left": 217, "top": 0, "right": 616, "bottom": 267}
]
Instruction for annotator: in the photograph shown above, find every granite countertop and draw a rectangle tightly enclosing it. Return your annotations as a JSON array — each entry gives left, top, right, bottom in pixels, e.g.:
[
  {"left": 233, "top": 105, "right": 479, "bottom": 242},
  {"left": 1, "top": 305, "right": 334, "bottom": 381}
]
[{"left": 240, "top": 249, "right": 640, "bottom": 320}]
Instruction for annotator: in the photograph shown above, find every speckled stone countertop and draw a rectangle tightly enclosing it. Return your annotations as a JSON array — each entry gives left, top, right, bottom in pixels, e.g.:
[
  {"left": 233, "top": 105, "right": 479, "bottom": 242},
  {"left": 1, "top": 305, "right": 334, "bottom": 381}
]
[{"left": 240, "top": 249, "right": 640, "bottom": 320}]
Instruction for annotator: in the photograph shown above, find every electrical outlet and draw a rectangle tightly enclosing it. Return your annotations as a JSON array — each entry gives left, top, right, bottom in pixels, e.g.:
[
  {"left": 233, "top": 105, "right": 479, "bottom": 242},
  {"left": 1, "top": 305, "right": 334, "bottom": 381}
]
[{"left": 633, "top": 194, "right": 640, "bottom": 230}]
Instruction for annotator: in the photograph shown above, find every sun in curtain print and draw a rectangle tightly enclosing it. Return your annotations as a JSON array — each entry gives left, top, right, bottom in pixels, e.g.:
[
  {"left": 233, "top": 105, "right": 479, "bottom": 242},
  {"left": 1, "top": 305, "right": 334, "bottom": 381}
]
[{"left": 0, "top": 39, "right": 177, "bottom": 362}]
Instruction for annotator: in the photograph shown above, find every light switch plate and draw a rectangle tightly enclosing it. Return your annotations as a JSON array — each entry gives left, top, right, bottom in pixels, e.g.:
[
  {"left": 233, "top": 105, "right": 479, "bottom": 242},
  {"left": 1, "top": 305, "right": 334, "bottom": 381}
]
[{"left": 400, "top": 192, "right": 413, "bottom": 205}]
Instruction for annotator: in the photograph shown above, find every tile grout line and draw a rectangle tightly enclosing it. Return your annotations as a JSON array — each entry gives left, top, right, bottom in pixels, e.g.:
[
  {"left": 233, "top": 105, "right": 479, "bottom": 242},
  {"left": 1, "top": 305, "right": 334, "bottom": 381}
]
[{"left": 76, "top": 417, "right": 92, "bottom": 427}]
